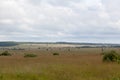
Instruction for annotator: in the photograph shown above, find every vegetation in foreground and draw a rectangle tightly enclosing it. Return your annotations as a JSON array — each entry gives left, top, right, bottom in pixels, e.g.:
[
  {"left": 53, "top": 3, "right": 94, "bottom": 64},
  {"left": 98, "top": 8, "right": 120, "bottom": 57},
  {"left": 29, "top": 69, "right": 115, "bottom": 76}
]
[
  {"left": 24, "top": 53, "right": 37, "bottom": 58},
  {"left": 0, "top": 48, "right": 119, "bottom": 80},
  {"left": 0, "top": 51, "right": 12, "bottom": 56},
  {"left": 53, "top": 52, "right": 59, "bottom": 56},
  {"left": 102, "top": 50, "right": 120, "bottom": 63}
]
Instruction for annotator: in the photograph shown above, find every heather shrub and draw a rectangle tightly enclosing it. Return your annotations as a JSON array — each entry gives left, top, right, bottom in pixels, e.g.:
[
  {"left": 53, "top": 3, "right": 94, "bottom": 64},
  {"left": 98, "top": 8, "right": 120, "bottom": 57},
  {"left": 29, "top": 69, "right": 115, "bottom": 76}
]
[
  {"left": 0, "top": 51, "right": 12, "bottom": 56},
  {"left": 24, "top": 53, "right": 37, "bottom": 58},
  {"left": 103, "top": 50, "right": 120, "bottom": 62},
  {"left": 53, "top": 53, "right": 59, "bottom": 56}
]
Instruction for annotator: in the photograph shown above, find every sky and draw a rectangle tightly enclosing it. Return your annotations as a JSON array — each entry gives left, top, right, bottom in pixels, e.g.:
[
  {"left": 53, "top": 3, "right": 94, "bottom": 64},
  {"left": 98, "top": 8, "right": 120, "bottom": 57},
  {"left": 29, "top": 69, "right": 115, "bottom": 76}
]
[{"left": 0, "top": 0, "right": 120, "bottom": 43}]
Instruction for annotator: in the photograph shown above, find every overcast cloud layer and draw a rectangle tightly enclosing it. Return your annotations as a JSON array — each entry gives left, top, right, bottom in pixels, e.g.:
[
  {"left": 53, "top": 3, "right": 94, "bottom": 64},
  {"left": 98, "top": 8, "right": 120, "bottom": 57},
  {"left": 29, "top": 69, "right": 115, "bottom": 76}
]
[{"left": 0, "top": 0, "right": 120, "bottom": 43}]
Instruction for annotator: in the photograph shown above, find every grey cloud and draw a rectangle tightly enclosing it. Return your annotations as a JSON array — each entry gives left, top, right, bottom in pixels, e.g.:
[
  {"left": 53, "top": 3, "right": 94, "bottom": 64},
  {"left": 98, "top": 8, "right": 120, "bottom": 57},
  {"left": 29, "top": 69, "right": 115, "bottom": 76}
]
[{"left": 0, "top": 0, "right": 120, "bottom": 43}]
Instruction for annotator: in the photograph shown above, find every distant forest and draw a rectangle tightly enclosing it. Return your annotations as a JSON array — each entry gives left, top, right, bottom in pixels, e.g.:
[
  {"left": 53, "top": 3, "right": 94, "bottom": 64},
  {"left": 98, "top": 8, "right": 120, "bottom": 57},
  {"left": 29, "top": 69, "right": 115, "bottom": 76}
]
[{"left": 0, "top": 42, "right": 19, "bottom": 47}]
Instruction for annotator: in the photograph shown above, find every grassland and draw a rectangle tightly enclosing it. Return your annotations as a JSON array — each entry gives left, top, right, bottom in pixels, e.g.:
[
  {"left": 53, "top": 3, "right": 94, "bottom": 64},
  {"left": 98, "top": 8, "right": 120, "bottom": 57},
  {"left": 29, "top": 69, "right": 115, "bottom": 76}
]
[{"left": 0, "top": 47, "right": 120, "bottom": 80}]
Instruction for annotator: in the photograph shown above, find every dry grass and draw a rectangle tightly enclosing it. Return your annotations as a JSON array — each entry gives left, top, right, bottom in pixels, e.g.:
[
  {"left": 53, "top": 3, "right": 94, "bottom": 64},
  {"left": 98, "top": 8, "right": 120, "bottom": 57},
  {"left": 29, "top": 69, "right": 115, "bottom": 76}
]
[{"left": 0, "top": 48, "right": 119, "bottom": 80}]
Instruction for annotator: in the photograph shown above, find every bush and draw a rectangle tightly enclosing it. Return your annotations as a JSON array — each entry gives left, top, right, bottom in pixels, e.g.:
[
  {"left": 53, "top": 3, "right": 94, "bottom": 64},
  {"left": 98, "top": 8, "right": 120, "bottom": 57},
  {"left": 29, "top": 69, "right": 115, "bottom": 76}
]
[
  {"left": 24, "top": 53, "right": 37, "bottom": 58},
  {"left": 102, "top": 50, "right": 120, "bottom": 62},
  {"left": 53, "top": 53, "right": 59, "bottom": 56},
  {"left": 0, "top": 51, "right": 12, "bottom": 56}
]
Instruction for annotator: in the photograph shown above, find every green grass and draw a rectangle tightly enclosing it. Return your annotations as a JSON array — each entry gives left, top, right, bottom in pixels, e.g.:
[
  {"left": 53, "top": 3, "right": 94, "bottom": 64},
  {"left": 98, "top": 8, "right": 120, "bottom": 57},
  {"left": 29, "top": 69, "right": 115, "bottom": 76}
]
[
  {"left": 0, "top": 48, "right": 119, "bottom": 80},
  {"left": 0, "top": 64, "right": 120, "bottom": 80},
  {"left": 24, "top": 53, "right": 37, "bottom": 58}
]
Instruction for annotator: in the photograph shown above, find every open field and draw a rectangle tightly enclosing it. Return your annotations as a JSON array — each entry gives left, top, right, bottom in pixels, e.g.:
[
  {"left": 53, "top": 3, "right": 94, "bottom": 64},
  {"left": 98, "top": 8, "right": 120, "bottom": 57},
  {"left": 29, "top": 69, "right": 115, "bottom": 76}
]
[{"left": 0, "top": 47, "right": 120, "bottom": 80}]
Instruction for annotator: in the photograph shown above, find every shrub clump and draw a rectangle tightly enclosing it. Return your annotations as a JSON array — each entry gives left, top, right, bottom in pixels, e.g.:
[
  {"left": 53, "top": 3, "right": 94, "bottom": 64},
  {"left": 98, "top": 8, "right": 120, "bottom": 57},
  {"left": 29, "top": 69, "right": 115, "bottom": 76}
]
[
  {"left": 24, "top": 53, "right": 37, "bottom": 58},
  {"left": 53, "top": 53, "right": 59, "bottom": 56},
  {"left": 102, "top": 50, "right": 120, "bottom": 62},
  {"left": 0, "top": 51, "right": 12, "bottom": 56}
]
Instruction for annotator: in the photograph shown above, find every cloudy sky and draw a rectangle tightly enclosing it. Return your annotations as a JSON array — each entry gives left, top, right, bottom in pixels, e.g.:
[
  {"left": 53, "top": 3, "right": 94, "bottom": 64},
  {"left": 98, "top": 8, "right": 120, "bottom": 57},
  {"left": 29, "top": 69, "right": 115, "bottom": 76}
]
[{"left": 0, "top": 0, "right": 120, "bottom": 43}]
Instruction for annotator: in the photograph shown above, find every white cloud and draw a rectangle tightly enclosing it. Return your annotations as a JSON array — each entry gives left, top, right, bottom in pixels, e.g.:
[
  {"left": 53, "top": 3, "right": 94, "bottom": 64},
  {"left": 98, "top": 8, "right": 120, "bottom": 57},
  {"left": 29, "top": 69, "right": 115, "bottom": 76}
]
[
  {"left": 0, "top": 19, "right": 14, "bottom": 24},
  {"left": 0, "top": 0, "right": 120, "bottom": 43}
]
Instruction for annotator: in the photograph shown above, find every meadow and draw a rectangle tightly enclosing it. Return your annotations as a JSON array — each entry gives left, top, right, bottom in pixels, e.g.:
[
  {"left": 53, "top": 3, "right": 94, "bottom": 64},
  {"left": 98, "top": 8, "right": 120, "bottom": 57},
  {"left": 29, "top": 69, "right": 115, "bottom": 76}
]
[{"left": 0, "top": 46, "right": 120, "bottom": 80}]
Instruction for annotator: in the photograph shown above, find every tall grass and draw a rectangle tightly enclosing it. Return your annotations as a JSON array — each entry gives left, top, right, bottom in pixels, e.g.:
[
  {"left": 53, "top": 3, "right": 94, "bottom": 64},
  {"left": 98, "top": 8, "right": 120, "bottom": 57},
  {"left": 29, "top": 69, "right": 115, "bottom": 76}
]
[{"left": 0, "top": 48, "right": 119, "bottom": 80}]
